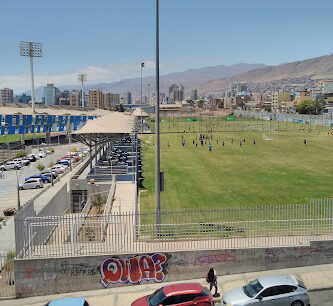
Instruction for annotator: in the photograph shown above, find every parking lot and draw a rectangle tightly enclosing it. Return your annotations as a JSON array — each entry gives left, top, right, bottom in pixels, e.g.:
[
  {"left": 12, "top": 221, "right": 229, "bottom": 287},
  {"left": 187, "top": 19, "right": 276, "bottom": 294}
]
[{"left": 0, "top": 143, "right": 85, "bottom": 217}]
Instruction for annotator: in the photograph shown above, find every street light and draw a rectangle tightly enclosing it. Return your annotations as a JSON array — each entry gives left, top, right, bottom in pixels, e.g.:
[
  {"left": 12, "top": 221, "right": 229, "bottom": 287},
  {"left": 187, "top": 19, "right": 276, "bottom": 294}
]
[
  {"left": 155, "top": 0, "right": 161, "bottom": 226},
  {"left": 140, "top": 62, "right": 145, "bottom": 134},
  {"left": 15, "top": 168, "right": 23, "bottom": 211},
  {"left": 78, "top": 74, "right": 87, "bottom": 108},
  {"left": 20, "top": 41, "right": 42, "bottom": 114}
]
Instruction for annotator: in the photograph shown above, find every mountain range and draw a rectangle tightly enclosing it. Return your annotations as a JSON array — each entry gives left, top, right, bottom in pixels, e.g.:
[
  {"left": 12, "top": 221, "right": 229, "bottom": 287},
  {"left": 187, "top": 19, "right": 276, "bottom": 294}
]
[
  {"left": 199, "top": 53, "right": 333, "bottom": 93},
  {"left": 30, "top": 52, "right": 333, "bottom": 100}
]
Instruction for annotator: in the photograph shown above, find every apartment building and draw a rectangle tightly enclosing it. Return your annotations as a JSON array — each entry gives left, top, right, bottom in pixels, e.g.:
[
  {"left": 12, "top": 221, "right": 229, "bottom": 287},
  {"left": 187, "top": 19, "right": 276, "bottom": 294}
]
[
  {"left": 0, "top": 88, "right": 14, "bottom": 103},
  {"left": 89, "top": 89, "right": 105, "bottom": 109},
  {"left": 104, "top": 93, "right": 120, "bottom": 110}
]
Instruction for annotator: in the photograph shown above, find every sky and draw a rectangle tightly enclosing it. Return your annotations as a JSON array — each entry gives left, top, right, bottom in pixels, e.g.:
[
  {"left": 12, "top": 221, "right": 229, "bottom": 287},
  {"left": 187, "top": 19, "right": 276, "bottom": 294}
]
[{"left": 1, "top": 0, "right": 333, "bottom": 92}]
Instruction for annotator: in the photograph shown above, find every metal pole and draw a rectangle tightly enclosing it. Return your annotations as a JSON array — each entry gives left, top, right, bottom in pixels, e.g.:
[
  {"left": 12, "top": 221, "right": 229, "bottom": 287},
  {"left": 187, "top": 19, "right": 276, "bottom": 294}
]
[
  {"left": 30, "top": 55, "right": 35, "bottom": 114},
  {"left": 141, "top": 64, "right": 143, "bottom": 134},
  {"left": 16, "top": 169, "right": 21, "bottom": 211},
  {"left": 155, "top": 0, "right": 161, "bottom": 227},
  {"left": 81, "top": 81, "right": 85, "bottom": 108}
]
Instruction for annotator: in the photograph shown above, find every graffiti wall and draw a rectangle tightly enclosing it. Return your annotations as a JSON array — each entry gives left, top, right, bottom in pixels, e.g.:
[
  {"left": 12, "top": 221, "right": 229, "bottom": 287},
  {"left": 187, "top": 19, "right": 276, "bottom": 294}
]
[
  {"left": 14, "top": 240, "right": 333, "bottom": 298},
  {"left": 100, "top": 253, "right": 167, "bottom": 287}
]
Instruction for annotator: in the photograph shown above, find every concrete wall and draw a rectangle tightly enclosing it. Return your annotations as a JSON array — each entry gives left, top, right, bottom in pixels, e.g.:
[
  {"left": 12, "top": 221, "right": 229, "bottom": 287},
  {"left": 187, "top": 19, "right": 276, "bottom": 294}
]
[{"left": 14, "top": 240, "right": 333, "bottom": 298}]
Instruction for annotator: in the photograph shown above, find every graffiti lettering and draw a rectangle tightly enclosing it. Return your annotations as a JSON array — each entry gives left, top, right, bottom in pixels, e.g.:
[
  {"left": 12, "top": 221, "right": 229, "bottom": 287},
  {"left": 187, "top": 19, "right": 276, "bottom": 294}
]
[
  {"left": 100, "top": 253, "right": 167, "bottom": 288},
  {"left": 194, "top": 253, "right": 236, "bottom": 266},
  {"left": 60, "top": 261, "right": 97, "bottom": 277}
]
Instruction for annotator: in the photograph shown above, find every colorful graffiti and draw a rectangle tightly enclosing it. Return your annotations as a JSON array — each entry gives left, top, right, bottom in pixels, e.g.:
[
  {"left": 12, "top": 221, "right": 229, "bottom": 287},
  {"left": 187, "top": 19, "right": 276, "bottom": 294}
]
[
  {"left": 100, "top": 253, "right": 167, "bottom": 288},
  {"left": 194, "top": 253, "right": 236, "bottom": 266}
]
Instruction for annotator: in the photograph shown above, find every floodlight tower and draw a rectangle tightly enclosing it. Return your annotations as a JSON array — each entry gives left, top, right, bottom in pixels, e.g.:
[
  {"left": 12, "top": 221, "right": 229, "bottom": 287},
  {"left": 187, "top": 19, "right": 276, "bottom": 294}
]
[
  {"left": 20, "top": 41, "right": 42, "bottom": 114},
  {"left": 78, "top": 74, "right": 87, "bottom": 108}
]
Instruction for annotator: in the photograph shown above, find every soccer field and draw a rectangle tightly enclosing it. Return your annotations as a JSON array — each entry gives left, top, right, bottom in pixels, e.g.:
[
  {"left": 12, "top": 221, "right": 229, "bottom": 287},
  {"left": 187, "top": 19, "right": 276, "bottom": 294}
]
[{"left": 140, "top": 118, "right": 333, "bottom": 211}]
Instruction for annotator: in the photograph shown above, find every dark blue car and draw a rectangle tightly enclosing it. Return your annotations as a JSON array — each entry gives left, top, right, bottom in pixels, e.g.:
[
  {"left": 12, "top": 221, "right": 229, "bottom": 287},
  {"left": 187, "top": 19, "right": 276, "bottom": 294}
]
[
  {"left": 56, "top": 160, "right": 70, "bottom": 166},
  {"left": 25, "top": 174, "right": 51, "bottom": 183}
]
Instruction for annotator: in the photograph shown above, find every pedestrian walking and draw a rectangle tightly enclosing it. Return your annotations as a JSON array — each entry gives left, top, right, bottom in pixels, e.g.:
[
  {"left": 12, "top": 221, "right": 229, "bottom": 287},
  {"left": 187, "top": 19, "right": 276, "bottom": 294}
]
[
  {"left": 253, "top": 139, "right": 256, "bottom": 146},
  {"left": 206, "top": 268, "right": 219, "bottom": 297},
  {"left": 304, "top": 139, "right": 307, "bottom": 146},
  {"left": 240, "top": 141, "right": 242, "bottom": 147},
  {"left": 222, "top": 140, "right": 225, "bottom": 147},
  {"left": 231, "top": 138, "right": 233, "bottom": 144},
  {"left": 209, "top": 144, "right": 212, "bottom": 152}
]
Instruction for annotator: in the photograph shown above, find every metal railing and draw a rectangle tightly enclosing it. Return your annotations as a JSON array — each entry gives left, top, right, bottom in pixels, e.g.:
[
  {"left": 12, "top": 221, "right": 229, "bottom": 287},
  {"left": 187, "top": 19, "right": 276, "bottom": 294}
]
[{"left": 15, "top": 199, "right": 333, "bottom": 258}]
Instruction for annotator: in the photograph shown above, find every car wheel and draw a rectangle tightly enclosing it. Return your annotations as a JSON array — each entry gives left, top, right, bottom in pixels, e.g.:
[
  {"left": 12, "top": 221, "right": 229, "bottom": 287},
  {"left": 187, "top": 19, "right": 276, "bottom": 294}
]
[
  {"left": 19, "top": 187, "right": 23, "bottom": 190},
  {"left": 36, "top": 185, "right": 40, "bottom": 189},
  {"left": 291, "top": 301, "right": 304, "bottom": 306}
]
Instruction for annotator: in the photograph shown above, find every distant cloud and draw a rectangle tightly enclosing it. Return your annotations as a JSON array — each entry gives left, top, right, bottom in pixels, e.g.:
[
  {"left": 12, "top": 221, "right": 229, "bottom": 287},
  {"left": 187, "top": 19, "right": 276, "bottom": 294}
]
[
  {"left": 181, "top": 56, "right": 196, "bottom": 61},
  {"left": 0, "top": 60, "right": 178, "bottom": 93}
]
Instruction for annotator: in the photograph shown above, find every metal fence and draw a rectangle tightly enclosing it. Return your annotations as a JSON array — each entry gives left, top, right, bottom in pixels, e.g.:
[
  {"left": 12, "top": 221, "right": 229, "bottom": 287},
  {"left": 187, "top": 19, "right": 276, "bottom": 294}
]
[
  {"left": 14, "top": 199, "right": 333, "bottom": 258},
  {"left": 0, "top": 252, "right": 15, "bottom": 298}
]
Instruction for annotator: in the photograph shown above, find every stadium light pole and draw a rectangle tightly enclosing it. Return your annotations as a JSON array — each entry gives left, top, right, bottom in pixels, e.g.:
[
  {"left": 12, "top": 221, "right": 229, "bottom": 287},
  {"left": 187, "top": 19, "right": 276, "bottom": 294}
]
[
  {"left": 155, "top": 0, "right": 161, "bottom": 227},
  {"left": 140, "top": 62, "right": 145, "bottom": 134},
  {"left": 20, "top": 41, "right": 42, "bottom": 114},
  {"left": 78, "top": 74, "right": 87, "bottom": 108}
]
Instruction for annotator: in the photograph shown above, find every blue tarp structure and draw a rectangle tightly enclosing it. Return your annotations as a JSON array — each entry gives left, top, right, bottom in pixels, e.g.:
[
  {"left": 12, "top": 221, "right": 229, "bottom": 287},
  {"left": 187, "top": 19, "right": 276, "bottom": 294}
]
[{"left": 5, "top": 115, "right": 12, "bottom": 125}]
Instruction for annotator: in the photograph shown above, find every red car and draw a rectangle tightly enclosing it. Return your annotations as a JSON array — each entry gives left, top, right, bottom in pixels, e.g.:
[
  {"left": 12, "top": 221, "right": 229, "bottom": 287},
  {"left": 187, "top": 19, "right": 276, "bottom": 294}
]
[{"left": 131, "top": 282, "right": 214, "bottom": 306}]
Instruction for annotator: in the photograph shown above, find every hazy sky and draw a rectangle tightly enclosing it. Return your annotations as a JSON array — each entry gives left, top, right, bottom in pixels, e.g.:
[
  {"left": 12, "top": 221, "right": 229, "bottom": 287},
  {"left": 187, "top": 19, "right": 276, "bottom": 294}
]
[{"left": 1, "top": 0, "right": 333, "bottom": 92}]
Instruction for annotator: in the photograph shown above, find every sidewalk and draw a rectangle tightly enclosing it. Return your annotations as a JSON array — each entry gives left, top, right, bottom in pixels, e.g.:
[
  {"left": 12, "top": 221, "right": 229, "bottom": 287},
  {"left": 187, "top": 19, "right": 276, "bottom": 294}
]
[{"left": 2, "top": 263, "right": 333, "bottom": 306}]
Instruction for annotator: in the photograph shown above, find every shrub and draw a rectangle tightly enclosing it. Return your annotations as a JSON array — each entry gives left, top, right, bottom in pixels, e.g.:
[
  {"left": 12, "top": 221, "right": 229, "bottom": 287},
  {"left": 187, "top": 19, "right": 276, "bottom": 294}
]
[
  {"left": 36, "top": 162, "right": 45, "bottom": 172},
  {"left": 47, "top": 162, "right": 54, "bottom": 168},
  {"left": 92, "top": 194, "right": 107, "bottom": 214},
  {"left": 49, "top": 147, "right": 55, "bottom": 153},
  {"left": 15, "top": 151, "right": 26, "bottom": 158}
]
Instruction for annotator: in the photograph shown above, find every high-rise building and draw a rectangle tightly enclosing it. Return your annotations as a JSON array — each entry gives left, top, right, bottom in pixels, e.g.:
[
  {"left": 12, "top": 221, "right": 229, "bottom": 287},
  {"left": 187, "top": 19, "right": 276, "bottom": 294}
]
[
  {"left": 191, "top": 89, "right": 198, "bottom": 101},
  {"left": 123, "top": 92, "right": 132, "bottom": 104},
  {"left": 0, "top": 88, "right": 14, "bottom": 103},
  {"left": 231, "top": 82, "right": 248, "bottom": 92},
  {"left": 43, "top": 83, "right": 57, "bottom": 106},
  {"left": 169, "top": 84, "right": 184, "bottom": 102},
  {"left": 104, "top": 93, "right": 120, "bottom": 110},
  {"left": 89, "top": 89, "right": 105, "bottom": 109},
  {"left": 69, "top": 91, "right": 81, "bottom": 107}
]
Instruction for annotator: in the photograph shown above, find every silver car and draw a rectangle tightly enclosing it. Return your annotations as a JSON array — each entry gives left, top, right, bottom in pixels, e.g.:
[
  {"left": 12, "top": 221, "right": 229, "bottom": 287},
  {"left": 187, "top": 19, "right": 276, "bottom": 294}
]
[
  {"left": 19, "top": 178, "right": 43, "bottom": 190},
  {"left": 222, "top": 275, "right": 310, "bottom": 306}
]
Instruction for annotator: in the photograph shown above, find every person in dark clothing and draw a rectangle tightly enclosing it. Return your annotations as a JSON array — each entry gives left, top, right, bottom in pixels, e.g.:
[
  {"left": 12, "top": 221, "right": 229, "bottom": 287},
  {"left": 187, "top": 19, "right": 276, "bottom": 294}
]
[
  {"left": 253, "top": 139, "right": 256, "bottom": 146},
  {"left": 206, "top": 268, "right": 218, "bottom": 296},
  {"left": 304, "top": 139, "right": 307, "bottom": 146}
]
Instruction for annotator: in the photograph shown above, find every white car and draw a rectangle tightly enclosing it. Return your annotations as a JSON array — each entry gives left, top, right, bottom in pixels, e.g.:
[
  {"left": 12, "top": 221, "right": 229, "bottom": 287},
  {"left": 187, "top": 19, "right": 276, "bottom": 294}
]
[
  {"left": 37, "top": 151, "right": 46, "bottom": 158},
  {"left": 19, "top": 178, "right": 43, "bottom": 190},
  {"left": 44, "top": 149, "right": 52, "bottom": 154},
  {"left": 13, "top": 158, "right": 30, "bottom": 166},
  {"left": 51, "top": 165, "right": 66, "bottom": 174},
  {"left": 0, "top": 161, "right": 23, "bottom": 170}
]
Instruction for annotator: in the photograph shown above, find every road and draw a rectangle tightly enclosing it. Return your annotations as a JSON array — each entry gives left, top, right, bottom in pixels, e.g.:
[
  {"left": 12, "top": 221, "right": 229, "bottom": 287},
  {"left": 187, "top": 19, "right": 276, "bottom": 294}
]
[
  {"left": 310, "top": 289, "right": 333, "bottom": 305},
  {"left": 0, "top": 143, "right": 85, "bottom": 217}
]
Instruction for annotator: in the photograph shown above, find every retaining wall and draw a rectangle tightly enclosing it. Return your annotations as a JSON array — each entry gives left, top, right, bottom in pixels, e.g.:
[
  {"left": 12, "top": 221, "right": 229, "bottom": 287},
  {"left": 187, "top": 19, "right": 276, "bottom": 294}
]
[{"left": 14, "top": 239, "right": 333, "bottom": 298}]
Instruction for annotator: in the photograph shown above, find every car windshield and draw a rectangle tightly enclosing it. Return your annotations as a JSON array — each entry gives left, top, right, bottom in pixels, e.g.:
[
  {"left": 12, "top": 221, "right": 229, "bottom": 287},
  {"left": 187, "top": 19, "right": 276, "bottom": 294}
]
[
  {"left": 243, "top": 279, "right": 264, "bottom": 298},
  {"left": 147, "top": 288, "right": 166, "bottom": 306}
]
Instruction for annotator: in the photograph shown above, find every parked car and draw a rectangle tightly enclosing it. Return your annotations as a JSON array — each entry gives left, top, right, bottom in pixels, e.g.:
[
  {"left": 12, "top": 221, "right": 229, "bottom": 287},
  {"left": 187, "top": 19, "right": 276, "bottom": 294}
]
[
  {"left": 222, "top": 275, "right": 310, "bottom": 306},
  {"left": 37, "top": 151, "right": 46, "bottom": 158},
  {"left": 19, "top": 178, "right": 43, "bottom": 190},
  {"left": 44, "top": 149, "right": 52, "bottom": 155},
  {"left": 51, "top": 165, "right": 66, "bottom": 174},
  {"left": 13, "top": 158, "right": 30, "bottom": 166},
  {"left": 56, "top": 160, "right": 70, "bottom": 166},
  {"left": 25, "top": 174, "right": 51, "bottom": 183},
  {"left": 131, "top": 283, "right": 214, "bottom": 306},
  {"left": 0, "top": 161, "right": 23, "bottom": 171},
  {"left": 44, "top": 297, "right": 90, "bottom": 306},
  {"left": 41, "top": 169, "right": 58, "bottom": 179},
  {"left": 25, "top": 154, "right": 37, "bottom": 162}
]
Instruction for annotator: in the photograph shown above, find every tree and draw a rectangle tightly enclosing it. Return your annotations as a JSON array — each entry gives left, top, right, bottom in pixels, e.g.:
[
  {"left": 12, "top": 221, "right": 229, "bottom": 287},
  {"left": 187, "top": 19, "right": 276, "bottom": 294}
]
[
  {"left": 92, "top": 194, "right": 107, "bottom": 214},
  {"left": 264, "top": 105, "right": 272, "bottom": 112},
  {"left": 197, "top": 99, "right": 205, "bottom": 108},
  {"left": 36, "top": 162, "right": 45, "bottom": 172},
  {"left": 297, "top": 99, "right": 325, "bottom": 114}
]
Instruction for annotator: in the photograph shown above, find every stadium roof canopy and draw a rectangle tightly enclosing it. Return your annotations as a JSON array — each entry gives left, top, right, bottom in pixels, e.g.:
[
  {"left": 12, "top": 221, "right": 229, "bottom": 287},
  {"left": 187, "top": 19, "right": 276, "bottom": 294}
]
[{"left": 71, "top": 112, "right": 136, "bottom": 146}]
